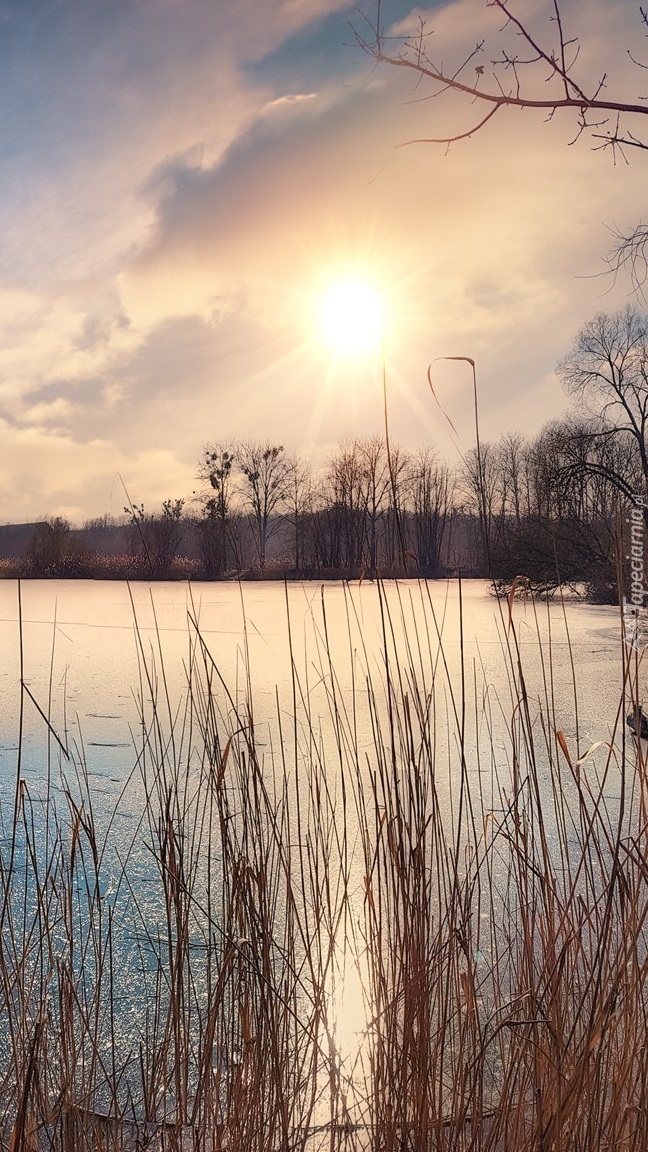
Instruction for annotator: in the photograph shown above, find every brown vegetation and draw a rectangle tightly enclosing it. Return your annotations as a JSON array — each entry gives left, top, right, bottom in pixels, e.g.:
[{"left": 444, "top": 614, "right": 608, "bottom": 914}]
[{"left": 1, "top": 583, "right": 647, "bottom": 1149}]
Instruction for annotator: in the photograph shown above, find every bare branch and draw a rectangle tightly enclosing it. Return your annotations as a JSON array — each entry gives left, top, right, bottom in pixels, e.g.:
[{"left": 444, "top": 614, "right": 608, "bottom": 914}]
[
  {"left": 361, "top": 1, "right": 648, "bottom": 151},
  {"left": 398, "top": 103, "right": 501, "bottom": 147},
  {"left": 628, "top": 48, "right": 648, "bottom": 72},
  {"left": 373, "top": 46, "right": 648, "bottom": 117},
  {"left": 362, "top": 2, "right": 648, "bottom": 286},
  {"left": 491, "top": 0, "right": 589, "bottom": 104},
  {"left": 606, "top": 224, "right": 648, "bottom": 297}
]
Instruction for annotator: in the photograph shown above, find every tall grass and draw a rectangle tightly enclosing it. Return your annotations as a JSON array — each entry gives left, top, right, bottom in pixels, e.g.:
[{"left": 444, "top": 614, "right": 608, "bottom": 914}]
[{"left": 1, "top": 579, "right": 647, "bottom": 1150}]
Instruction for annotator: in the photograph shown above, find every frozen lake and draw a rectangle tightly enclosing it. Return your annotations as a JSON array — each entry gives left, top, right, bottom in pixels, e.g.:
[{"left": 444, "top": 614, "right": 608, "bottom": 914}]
[
  {"left": 0, "top": 576, "right": 638, "bottom": 1127},
  {"left": 0, "top": 577, "right": 628, "bottom": 805},
  {"left": 0, "top": 576, "right": 633, "bottom": 926}
]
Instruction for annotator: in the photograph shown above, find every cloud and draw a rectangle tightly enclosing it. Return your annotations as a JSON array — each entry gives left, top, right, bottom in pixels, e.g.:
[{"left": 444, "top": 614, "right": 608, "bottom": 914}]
[
  {"left": 115, "top": 27, "right": 643, "bottom": 367},
  {"left": 22, "top": 398, "right": 74, "bottom": 429},
  {"left": 0, "top": 415, "right": 196, "bottom": 524},
  {"left": 0, "top": 0, "right": 646, "bottom": 520},
  {"left": 262, "top": 92, "right": 319, "bottom": 111},
  {"left": 0, "top": 1, "right": 358, "bottom": 290}
]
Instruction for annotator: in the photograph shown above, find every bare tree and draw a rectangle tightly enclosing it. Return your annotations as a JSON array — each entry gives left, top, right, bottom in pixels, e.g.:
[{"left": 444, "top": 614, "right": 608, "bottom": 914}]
[
  {"left": 327, "top": 437, "right": 369, "bottom": 571},
  {"left": 358, "top": 435, "right": 392, "bottom": 575},
  {"left": 405, "top": 447, "right": 453, "bottom": 576},
  {"left": 237, "top": 441, "right": 294, "bottom": 570},
  {"left": 381, "top": 440, "right": 411, "bottom": 572},
  {"left": 557, "top": 306, "right": 648, "bottom": 503},
  {"left": 284, "top": 456, "right": 314, "bottom": 576},
  {"left": 323, "top": 435, "right": 407, "bottom": 573},
  {"left": 197, "top": 443, "right": 237, "bottom": 575},
  {"left": 498, "top": 432, "right": 525, "bottom": 524},
  {"left": 465, "top": 420, "right": 626, "bottom": 594},
  {"left": 460, "top": 442, "right": 502, "bottom": 568},
  {"left": 124, "top": 499, "right": 186, "bottom": 576},
  {"left": 27, "top": 517, "right": 88, "bottom": 577}
]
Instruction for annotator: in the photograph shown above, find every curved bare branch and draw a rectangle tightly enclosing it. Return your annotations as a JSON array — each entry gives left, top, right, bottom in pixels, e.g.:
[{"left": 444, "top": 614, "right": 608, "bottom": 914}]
[{"left": 358, "top": 1, "right": 648, "bottom": 153}]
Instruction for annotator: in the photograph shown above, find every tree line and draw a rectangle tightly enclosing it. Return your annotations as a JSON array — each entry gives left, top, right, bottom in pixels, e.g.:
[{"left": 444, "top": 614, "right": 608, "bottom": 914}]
[{"left": 3, "top": 306, "right": 647, "bottom": 599}]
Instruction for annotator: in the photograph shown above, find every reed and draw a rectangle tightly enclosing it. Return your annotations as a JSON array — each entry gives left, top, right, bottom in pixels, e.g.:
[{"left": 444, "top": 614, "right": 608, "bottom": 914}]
[{"left": 0, "top": 578, "right": 646, "bottom": 1150}]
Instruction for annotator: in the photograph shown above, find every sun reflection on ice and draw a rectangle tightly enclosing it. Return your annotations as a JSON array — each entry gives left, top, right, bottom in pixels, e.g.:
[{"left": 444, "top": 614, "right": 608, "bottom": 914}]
[{"left": 325, "top": 943, "right": 371, "bottom": 1121}]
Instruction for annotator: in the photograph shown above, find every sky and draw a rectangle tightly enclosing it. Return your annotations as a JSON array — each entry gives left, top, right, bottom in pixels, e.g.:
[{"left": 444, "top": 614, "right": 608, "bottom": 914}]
[{"left": 1, "top": 0, "right": 647, "bottom": 523}]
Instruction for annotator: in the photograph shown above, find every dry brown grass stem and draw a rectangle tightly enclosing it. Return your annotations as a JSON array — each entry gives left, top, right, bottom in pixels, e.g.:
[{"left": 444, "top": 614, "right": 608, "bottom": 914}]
[{"left": 0, "top": 579, "right": 646, "bottom": 1150}]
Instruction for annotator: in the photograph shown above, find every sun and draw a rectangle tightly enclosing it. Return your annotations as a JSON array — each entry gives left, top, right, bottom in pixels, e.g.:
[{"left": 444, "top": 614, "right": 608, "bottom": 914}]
[{"left": 318, "top": 278, "right": 384, "bottom": 357}]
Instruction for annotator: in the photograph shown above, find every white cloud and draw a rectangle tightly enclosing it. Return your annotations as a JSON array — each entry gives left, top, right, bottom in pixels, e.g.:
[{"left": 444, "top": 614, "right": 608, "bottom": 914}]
[
  {"left": 0, "top": 417, "right": 196, "bottom": 523},
  {"left": 262, "top": 92, "right": 319, "bottom": 112},
  {"left": 22, "top": 398, "right": 74, "bottom": 428},
  {"left": 0, "top": 0, "right": 647, "bottom": 519}
]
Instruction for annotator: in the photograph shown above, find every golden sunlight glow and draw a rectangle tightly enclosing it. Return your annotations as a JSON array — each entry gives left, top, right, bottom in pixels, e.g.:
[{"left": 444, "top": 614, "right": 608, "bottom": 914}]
[
  {"left": 318, "top": 278, "right": 384, "bottom": 356},
  {"left": 327, "top": 947, "right": 369, "bottom": 1074}
]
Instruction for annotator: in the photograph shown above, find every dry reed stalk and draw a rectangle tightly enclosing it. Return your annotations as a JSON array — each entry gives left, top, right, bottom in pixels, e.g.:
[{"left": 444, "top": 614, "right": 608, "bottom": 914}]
[{"left": 0, "top": 578, "right": 646, "bottom": 1151}]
